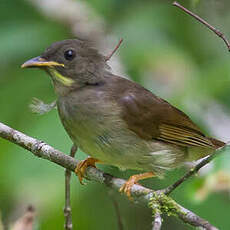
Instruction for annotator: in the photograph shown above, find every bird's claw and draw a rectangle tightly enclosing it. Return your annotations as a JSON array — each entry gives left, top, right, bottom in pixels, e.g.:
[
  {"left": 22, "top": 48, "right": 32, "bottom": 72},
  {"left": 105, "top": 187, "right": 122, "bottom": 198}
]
[
  {"left": 75, "top": 157, "right": 98, "bottom": 184},
  {"left": 119, "top": 176, "right": 137, "bottom": 199},
  {"left": 119, "top": 172, "right": 155, "bottom": 199}
]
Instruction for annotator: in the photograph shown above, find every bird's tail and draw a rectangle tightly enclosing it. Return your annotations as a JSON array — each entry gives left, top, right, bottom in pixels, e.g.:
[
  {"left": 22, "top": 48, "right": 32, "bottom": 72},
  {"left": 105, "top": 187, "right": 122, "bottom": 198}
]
[
  {"left": 187, "top": 137, "right": 225, "bottom": 162},
  {"left": 209, "top": 137, "right": 225, "bottom": 149}
]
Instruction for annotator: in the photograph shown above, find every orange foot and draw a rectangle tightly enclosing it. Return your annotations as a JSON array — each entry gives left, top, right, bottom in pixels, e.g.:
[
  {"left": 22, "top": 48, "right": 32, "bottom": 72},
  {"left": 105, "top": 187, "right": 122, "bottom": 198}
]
[
  {"left": 75, "top": 157, "right": 100, "bottom": 184},
  {"left": 119, "top": 172, "right": 155, "bottom": 198}
]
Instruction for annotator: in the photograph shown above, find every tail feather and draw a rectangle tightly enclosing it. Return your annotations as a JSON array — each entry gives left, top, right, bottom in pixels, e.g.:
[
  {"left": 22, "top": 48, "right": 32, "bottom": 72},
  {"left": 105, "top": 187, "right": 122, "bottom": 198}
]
[
  {"left": 187, "top": 137, "right": 225, "bottom": 162},
  {"left": 209, "top": 137, "right": 225, "bottom": 149}
]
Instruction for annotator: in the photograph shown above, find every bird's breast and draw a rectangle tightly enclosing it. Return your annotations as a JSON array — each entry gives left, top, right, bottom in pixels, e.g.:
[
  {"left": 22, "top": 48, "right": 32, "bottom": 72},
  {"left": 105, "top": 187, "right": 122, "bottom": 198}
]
[{"left": 57, "top": 90, "right": 128, "bottom": 161}]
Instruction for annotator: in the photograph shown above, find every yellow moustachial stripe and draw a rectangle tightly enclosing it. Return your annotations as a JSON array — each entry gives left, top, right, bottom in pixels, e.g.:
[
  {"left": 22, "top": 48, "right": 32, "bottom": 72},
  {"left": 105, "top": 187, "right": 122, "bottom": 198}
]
[{"left": 49, "top": 67, "right": 74, "bottom": 86}]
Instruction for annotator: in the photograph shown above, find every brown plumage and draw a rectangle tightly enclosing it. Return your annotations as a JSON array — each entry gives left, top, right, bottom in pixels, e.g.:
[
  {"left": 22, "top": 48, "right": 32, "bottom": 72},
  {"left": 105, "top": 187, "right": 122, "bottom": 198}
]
[
  {"left": 99, "top": 75, "right": 225, "bottom": 150},
  {"left": 22, "top": 39, "right": 225, "bottom": 196}
]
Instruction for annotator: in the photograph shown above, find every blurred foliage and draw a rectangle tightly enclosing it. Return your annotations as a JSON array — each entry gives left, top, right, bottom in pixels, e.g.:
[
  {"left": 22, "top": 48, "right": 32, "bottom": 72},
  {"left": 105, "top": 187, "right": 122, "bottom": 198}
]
[{"left": 1, "top": 0, "right": 230, "bottom": 229}]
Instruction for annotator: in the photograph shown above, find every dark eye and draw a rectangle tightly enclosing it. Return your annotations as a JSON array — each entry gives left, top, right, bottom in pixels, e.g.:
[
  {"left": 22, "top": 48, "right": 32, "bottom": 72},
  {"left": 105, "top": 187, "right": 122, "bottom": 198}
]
[{"left": 64, "top": 49, "right": 76, "bottom": 61}]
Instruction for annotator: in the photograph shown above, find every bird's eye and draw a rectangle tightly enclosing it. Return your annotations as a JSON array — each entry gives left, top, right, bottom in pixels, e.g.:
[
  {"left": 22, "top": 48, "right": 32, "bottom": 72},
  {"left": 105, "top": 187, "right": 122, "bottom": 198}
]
[{"left": 64, "top": 49, "right": 76, "bottom": 61}]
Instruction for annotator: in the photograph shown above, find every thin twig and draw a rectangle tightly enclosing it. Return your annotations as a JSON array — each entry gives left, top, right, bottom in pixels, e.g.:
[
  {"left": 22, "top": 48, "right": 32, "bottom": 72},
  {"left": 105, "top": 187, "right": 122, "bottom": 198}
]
[
  {"left": 172, "top": 1, "right": 230, "bottom": 51},
  {"left": 152, "top": 211, "right": 162, "bottom": 230},
  {"left": 105, "top": 39, "right": 123, "bottom": 61},
  {"left": 64, "top": 145, "right": 78, "bottom": 230},
  {"left": 0, "top": 121, "right": 223, "bottom": 230},
  {"left": 163, "top": 146, "right": 225, "bottom": 195}
]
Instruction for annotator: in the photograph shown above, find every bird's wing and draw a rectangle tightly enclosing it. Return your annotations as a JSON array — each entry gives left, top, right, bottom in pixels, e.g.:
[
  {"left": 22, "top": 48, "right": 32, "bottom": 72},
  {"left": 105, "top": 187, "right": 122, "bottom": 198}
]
[{"left": 117, "top": 81, "right": 214, "bottom": 148}]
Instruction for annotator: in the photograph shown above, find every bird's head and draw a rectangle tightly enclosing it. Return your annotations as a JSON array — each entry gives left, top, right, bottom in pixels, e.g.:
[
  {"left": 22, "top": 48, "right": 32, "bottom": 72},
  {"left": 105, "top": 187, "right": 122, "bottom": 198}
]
[{"left": 22, "top": 39, "right": 107, "bottom": 94}]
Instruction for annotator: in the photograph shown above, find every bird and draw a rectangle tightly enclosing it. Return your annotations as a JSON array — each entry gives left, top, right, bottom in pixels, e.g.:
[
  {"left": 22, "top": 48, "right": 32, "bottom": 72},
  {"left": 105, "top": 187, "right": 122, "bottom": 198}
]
[{"left": 21, "top": 39, "right": 225, "bottom": 197}]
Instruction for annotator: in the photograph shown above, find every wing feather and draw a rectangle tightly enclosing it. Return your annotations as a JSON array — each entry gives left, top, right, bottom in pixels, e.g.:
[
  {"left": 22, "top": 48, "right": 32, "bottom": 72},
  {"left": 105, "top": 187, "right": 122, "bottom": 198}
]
[
  {"left": 109, "top": 75, "right": 223, "bottom": 149},
  {"left": 158, "top": 124, "right": 214, "bottom": 148}
]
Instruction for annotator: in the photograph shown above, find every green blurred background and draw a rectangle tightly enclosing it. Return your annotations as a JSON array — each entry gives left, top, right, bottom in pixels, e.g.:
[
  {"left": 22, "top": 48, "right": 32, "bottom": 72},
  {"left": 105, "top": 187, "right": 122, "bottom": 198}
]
[{"left": 1, "top": 0, "right": 230, "bottom": 229}]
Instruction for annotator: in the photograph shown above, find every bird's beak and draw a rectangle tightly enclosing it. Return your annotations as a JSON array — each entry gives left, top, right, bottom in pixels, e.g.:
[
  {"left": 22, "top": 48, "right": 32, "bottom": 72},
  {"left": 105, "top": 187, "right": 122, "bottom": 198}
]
[{"left": 21, "top": 56, "right": 64, "bottom": 68}]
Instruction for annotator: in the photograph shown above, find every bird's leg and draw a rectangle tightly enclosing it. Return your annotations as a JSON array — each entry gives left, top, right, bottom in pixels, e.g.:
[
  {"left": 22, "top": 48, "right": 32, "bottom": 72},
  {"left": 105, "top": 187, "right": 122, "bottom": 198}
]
[
  {"left": 75, "top": 157, "right": 101, "bottom": 184},
  {"left": 119, "top": 172, "right": 155, "bottom": 198}
]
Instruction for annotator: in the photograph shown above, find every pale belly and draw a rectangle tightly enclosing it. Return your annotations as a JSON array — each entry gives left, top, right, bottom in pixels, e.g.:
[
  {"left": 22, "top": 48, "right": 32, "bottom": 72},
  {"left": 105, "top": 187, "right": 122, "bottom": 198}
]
[{"left": 57, "top": 94, "right": 186, "bottom": 175}]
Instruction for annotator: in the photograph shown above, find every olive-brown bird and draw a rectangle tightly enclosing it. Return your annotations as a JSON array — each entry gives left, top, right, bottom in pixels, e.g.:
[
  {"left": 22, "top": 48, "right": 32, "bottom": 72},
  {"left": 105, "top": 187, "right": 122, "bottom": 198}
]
[{"left": 22, "top": 39, "right": 225, "bottom": 197}]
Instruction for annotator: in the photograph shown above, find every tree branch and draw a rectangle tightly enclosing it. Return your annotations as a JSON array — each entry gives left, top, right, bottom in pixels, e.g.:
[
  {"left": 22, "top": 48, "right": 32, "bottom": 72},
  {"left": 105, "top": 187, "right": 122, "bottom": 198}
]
[
  {"left": 64, "top": 145, "right": 77, "bottom": 230},
  {"left": 0, "top": 121, "right": 224, "bottom": 230},
  {"left": 163, "top": 146, "right": 224, "bottom": 195},
  {"left": 172, "top": 1, "right": 230, "bottom": 51},
  {"left": 152, "top": 211, "right": 162, "bottom": 230}
]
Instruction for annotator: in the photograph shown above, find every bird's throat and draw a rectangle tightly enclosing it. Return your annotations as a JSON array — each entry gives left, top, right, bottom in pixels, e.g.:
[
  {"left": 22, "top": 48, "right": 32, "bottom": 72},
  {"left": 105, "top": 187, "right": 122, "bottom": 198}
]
[{"left": 48, "top": 67, "right": 74, "bottom": 87}]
